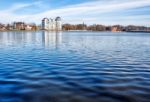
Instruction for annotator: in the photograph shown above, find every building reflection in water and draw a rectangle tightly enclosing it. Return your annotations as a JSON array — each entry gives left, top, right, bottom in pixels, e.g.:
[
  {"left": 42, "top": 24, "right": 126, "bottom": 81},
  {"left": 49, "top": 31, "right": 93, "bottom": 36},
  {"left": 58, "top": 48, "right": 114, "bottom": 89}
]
[
  {"left": 0, "top": 31, "right": 28, "bottom": 45},
  {"left": 42, "top": 31, "right": 62, "bottom": 49},
  {"left": 0, "top": 31, "right": 62, "bottom": 49}
]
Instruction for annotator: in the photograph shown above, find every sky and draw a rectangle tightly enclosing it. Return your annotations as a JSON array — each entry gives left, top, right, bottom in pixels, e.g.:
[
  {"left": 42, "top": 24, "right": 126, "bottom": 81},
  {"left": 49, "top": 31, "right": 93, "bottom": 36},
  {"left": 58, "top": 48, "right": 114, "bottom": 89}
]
[{"left": 0, "top": 0, "right": 150, "bottom": 26}]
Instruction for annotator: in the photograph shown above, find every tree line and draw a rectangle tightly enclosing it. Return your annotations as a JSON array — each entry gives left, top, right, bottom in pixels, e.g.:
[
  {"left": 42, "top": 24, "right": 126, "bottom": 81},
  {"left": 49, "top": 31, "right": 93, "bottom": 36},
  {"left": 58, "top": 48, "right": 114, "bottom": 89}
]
[{"left": 62, "top": 24, "right": 150, "bottom": 32}]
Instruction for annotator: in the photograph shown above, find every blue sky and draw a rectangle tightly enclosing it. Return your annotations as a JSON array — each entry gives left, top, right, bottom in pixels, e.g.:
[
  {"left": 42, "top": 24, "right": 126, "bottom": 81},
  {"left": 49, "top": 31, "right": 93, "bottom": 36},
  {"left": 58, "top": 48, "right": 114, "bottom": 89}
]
[{"left": 0, "top": 0, "right": 150, "bottom": 26}]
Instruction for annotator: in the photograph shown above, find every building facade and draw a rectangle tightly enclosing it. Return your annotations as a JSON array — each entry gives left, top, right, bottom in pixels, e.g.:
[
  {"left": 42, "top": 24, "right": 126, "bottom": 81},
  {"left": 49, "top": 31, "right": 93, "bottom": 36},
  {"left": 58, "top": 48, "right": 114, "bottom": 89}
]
[
  {"left": 42, "top": 18, "right": 49, "bottom": 30},
  {"left": 55, "top": 17, "right": 62, "bottom": 31},
  {"left": 13, "top": 22, "right": 25, "bottom": 30},
  {"left": 42, "top": 17, "right": 62, "bottom": 31}
]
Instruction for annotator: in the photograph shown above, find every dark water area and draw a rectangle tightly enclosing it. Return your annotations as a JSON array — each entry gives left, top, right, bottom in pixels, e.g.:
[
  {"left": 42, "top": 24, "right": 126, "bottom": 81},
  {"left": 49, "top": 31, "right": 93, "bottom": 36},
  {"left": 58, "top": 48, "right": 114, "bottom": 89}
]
[{"left": 0, "top": 31, "right": 150, "bottom": 102}]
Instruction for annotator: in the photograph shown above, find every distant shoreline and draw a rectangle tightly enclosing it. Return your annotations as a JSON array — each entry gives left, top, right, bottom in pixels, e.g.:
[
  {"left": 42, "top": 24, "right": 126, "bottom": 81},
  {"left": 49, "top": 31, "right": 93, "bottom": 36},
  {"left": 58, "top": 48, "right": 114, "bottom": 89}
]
[
  {"left": 126, "top": 31, "right": 150, "bottom": 33},
  {"left": 0, "top": 30, "right": 150, "bottom": 33}
]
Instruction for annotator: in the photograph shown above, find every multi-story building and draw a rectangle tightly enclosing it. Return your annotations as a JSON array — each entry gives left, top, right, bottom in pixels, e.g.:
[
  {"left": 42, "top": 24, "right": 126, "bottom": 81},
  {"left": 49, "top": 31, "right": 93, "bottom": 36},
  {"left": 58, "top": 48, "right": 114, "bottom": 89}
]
[
  {"left": 55, "top": 17, "right": 62, "bottom": 31},
  {"left": 13, "top": 22, "right": 25, "bottom": 30},
  {"left": 42, "top": 17, "right": 62, "bottom": 31},
  {"left": 42, "top": 18, "right": 49, "bottom": 30}
]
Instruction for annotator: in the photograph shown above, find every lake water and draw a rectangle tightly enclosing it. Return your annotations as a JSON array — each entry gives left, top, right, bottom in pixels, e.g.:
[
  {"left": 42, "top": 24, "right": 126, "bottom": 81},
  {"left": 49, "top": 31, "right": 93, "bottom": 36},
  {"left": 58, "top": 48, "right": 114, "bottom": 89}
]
[{"left": 0, "top": 31, "right": 150, "bottom": 102}]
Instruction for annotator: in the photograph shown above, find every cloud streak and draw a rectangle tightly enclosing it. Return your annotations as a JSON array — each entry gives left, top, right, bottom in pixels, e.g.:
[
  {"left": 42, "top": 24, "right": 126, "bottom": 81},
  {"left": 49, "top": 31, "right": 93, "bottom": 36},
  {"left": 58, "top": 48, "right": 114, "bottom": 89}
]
[{"left": 0, "top": 0, "right": 150, "bottom": 26}]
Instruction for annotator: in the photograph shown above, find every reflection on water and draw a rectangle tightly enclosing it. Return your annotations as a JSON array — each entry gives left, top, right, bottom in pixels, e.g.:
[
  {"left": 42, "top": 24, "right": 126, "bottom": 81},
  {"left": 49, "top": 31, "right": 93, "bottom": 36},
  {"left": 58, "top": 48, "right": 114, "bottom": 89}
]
[
  {"left": 0, "top": 31, "right": 62, "bottom": 49},
  {"left": 42, "top": 31, "right": 62, "bottom": 49},
  {"left": 0, "top": 31, "right": 150, "bottom": 102}
]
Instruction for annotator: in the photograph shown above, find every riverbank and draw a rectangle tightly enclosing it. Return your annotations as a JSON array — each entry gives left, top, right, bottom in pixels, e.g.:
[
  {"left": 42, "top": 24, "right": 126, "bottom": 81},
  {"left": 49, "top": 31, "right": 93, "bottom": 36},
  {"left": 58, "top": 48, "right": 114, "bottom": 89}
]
[
  {"left": 0, "top": 30, "right": 150, "bottom": 33},
  {"left": 126, "top": 31, "right": 150, "bottom": 33}
]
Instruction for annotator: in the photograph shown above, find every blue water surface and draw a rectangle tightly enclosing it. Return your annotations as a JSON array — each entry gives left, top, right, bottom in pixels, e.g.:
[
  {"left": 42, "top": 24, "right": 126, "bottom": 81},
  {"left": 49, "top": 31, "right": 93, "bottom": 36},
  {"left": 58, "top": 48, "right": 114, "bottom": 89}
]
[{"left": 0, "top": 31, "right": 150, "bottom": 102}]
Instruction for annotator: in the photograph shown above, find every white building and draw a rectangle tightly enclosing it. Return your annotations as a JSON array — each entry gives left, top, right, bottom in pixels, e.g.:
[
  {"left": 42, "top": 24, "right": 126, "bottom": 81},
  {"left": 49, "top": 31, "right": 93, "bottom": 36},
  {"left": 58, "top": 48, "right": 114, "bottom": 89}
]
[
  {"left": 42, "top": 18, "right": 49, "bottom": 30},
  {"left": 55, "top": 17, "right": 62, "bottom": 31},
  {"left": 25, "top": 25, "right": 32, "bottom": 30},
  {"left": 42, "top": 17, "right": 62, "bottom": 31}
]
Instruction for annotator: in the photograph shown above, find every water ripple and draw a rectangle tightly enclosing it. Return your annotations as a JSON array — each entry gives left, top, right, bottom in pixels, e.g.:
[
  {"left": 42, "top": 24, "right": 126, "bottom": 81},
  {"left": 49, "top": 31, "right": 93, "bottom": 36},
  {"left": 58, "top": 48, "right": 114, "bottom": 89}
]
[{"left": 0, "top": 31, "right": 150, "bottom": 102}]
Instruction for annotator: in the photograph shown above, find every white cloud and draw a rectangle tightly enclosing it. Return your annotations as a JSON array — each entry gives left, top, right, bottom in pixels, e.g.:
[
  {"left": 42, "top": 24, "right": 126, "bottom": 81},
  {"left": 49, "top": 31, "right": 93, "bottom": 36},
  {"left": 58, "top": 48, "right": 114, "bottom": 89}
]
[{"left": 0, "top": 0, "right": 150, "bottom": 26}]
